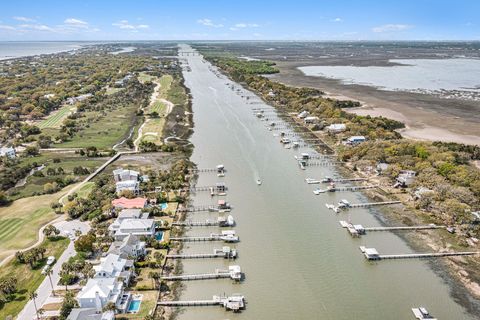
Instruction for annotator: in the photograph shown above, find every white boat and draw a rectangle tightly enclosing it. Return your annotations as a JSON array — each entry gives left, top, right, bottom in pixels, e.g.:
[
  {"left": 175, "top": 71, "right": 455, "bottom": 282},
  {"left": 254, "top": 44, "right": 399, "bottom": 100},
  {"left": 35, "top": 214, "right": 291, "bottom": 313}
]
[
  {"left": 256, "top": 179, "right": 262, "bottom": 185},
  {"left": 313, "top": 188, "right": 327, "bottom": 195},
  {"left": 305, "top": 178, "right": 320, "bottom": 184},
  {"left": 412, "top": 307, "right": 437, "bottom": 320}
]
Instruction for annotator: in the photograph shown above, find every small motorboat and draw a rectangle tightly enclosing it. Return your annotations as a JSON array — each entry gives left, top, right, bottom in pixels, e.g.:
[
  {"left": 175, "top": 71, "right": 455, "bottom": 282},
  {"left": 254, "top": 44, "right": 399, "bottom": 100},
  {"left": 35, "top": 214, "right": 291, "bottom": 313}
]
[
  {"left": 305, "top": 178, "right": 320, "bottom": 184},
  {"left": 256, "top": 179, "right": 262, "bottom": 185}
]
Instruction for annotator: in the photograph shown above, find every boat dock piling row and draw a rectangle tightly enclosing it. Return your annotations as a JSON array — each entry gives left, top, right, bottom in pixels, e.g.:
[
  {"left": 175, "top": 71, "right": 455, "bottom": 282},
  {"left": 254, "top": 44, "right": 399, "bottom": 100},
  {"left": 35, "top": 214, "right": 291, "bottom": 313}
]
[
  {"left": 360, "top": 246, "right": 480, "bottom": 261},
  {"left": 162, "top": 265, "right": 242, "bottom": 281},
  {"left": 326, "top": 200, "right": 401, "bottom": 212},
  {"left": 158, "top": 294, "right": 246, "bottom": 312},
  {"left": 340, "top": 221, "right": 445, "bottom": 237},
  {"left": 166, "top": 247, "right": 237, "bottom": 259}
]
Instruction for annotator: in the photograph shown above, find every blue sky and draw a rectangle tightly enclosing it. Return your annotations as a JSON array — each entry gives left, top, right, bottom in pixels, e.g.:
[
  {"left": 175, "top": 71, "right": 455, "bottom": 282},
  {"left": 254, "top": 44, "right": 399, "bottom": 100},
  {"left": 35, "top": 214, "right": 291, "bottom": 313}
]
[{"left": 0, "top": 0, "right": 479, "bottom": 41}]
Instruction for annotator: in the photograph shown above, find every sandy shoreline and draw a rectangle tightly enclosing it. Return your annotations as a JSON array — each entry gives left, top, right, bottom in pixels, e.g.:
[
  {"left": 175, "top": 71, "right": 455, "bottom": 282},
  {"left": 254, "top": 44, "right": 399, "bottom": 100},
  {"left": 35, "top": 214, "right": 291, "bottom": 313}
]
[{"left": 271, "top": 61, "right": 480, "bottom": 146}]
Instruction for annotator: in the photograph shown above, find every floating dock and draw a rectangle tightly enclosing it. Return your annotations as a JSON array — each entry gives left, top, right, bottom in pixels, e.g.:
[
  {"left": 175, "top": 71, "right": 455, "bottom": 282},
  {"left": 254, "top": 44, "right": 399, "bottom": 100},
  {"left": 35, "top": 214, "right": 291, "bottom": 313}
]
[
  {"left": 360, "top": 246, "right": 480, "bottom": 260},
  {"left": 158, "top": 294, "right": 246, "bottom": 312},
  {"left": 340, "top": 221, "right": 445, "bottom": 237},
  {"left": 166, "top": 247, "right": 237, "bottom": 259},
  {"left": 162, "top": 265, "right": 242, "bottom": 281}
]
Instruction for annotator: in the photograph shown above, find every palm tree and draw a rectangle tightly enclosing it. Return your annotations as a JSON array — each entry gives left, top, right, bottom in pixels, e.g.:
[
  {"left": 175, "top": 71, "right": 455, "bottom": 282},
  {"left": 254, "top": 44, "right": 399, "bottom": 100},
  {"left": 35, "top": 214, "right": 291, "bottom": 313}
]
[
  {"left": 29, "top": 291, "right": 39, "bottom": 320},
  {"left": 46, "top": 268, "right": 55, "bottom": 296}
]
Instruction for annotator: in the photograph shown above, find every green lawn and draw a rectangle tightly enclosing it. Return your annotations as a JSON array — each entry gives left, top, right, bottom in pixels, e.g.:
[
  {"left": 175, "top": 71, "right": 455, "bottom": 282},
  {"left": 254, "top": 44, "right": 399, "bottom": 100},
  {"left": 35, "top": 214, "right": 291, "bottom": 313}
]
[
  {"left": 76, "top": 181, "right": 95, "bottom": 199},
  {"left": 38, "top": 105, "right": 76, "bottom": 129},
  {"left": 138, "top": 72, "right": 155, "bottom": 84},
  {"left": 0, "top": 237, "right": 69, "bottom": 319},
  {"left": 9, "top": 153, "right": 105, "bottom": 201},
  {"left": 0, "top": 184, "right": 77, "bottom": 262},
  {"left": 53, "top": 103, "right": 139, "bottom": 150}
]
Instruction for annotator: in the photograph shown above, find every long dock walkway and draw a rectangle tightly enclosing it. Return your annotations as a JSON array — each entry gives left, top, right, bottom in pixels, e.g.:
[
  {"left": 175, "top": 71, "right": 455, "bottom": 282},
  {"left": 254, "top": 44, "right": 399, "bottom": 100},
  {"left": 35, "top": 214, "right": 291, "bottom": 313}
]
[
  {"left": 166, "top": 247, "right": 237, "bottom": 259},
  {"left": 360, "top": 246, "right": 480, "bottom": 260},
  {"left": 340, "top": 221, "right": 445, "bottom": 237},
  {"left": 162, "top": 272, "right": 231, "bottom": 281},
  {"left": 158, "top": 294, "right": 246, "bottom": 311}
]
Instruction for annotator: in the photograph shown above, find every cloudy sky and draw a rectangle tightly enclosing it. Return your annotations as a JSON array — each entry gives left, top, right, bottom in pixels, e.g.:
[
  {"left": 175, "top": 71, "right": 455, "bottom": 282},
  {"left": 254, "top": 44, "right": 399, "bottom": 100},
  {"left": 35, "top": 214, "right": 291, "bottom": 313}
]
[{"left": 0, "top": 0, "right": 479, "bottom": 41}]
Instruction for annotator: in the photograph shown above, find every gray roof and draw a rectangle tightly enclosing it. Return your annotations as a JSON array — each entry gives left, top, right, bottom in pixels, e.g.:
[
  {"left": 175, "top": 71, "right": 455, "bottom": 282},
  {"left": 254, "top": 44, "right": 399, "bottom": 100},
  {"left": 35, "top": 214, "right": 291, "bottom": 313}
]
[{"left": 67, "top": 308, "right": 101, "bottom": 320}]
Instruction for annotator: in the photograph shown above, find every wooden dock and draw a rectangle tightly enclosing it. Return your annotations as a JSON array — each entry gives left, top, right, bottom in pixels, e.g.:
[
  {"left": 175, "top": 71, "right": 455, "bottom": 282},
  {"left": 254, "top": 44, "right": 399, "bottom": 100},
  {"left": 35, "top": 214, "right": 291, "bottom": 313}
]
[
  {"left": 340, "top": 221, "right": 445, "bottom": 237},
  {"left": 166, "top": 249, "right": 237, "bottom": 259},
  {"left": 190, "top": 185, "right": 228, "bottom": 192},
  {"left": 162, "top": 272, "right": 231, "bottom": 281},
  {"left": 158, "top": 294, "right": 246, "bottom": 312},
  {"left": 177, "top": 205, "right": 224, "bottom": 213},
  {"left": 327, "top": 200, "right": 401, "bottom": 212},
  {"left": 302, "top": 161, "right": 343, "bottom": 167},
  {"left": 360, "top": 246, "right": 480, "bottom": 260},
  {"left": 314, "top": 185, "right": 378, "bottom": 194}
]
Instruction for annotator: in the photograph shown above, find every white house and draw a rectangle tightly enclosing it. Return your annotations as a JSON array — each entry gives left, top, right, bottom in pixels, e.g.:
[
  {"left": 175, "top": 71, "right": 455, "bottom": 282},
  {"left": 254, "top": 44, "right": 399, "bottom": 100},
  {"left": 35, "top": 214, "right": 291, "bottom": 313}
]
[
  {"left": 77, "top": 277, "right": 125, "bottom": 311},
  {"left": 304, "top": 116, "right": 319, "bottom": 124},
  {"left": 67, "top": 308, "right": 114, "bottom": 320},
  {"left": 113, "top": 219, "right": 155, "bottom": 240},
  {"left": 115, "top": 180, "right": 140, "bottom": 195},
  {"left": 0, "top": 146, "right": 16, "bottom": 158},
  {"left": 297, "top": 110, "right": 309, "bottom": 119},
  {"left": 93, "top": 254, "right": 134, "bottom": 284},
  {"left": 108, "top": 234, "right": 146, "bottom": 259},
  {"left": 326, "top": 123, "right": 346, "bottom": 133},
  {"left": 109, "top": 209, "right": 147, "bottom": 233},
  {"left": 345, "top": 135, "right": 366, "bottom": 145},
  {"left": 395, "top": 170, "right": 417, "bottom": 188},
  {"left": 113, "top": 169, "right": 139, "bottom": 182}
]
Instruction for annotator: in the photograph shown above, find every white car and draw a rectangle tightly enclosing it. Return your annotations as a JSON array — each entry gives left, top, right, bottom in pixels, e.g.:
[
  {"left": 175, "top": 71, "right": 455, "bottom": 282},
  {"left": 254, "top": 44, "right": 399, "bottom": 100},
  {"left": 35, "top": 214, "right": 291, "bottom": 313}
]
[
  {"left": 41, "top": 265, "right": 50, "bottom": 275},
  {"left": 46, "top": 256, "right": 56, "bottom": 266}
]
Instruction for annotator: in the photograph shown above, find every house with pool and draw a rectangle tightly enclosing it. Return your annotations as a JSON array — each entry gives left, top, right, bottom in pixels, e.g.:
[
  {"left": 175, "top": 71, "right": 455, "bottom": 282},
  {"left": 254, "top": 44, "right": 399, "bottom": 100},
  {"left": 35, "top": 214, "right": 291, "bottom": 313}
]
[{"left": 112, "top": 218, "right": 156, "bottom": 241}]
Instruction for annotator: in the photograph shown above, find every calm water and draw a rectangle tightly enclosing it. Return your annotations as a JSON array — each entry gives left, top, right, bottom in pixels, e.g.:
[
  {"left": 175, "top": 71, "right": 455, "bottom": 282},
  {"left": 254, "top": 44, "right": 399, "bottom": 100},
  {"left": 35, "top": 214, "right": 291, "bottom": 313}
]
[
  {"left": 299, "top": 59, "right": 480, "bottom": 93},
  {"left": 0, "top": 41, "right": 85, "bottom": 60},
  {"left": 176, "top": 44, "right": 477, "bottom": 319}
]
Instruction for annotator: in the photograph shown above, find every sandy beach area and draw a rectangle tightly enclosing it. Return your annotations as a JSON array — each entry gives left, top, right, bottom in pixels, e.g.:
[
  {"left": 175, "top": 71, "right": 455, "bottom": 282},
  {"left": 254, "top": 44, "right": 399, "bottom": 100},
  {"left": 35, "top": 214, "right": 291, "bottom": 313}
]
[{"left": 271, "top": 61, "right": 480, "bottom": 146}]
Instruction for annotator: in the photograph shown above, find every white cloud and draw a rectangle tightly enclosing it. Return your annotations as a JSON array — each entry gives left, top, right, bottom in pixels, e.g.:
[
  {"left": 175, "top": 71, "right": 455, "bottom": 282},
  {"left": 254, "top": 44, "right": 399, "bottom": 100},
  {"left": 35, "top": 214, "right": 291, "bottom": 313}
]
[
  {"left": 372, "top": 24, "right": 413, "bottom": 33},
  {"left": 112, "top": 20, "right": 149, "bottom": 31},
  {"left": 332, "top": 17, "right": 343, "bottom": 22},
  {"left": 0, "top": 24, "right": 16, "bottom": 30},
  {"left": 197, "top": 18, "right": 223, "bottom": 28},
  {"left": 229, "top": 22, "right": 260, "bottom": 31},
  {"left": 64, "top": 18, "right": 88, "bottom": 26},
  {"left": 13, "top": 16, "right": 35, "bottom": 22}
]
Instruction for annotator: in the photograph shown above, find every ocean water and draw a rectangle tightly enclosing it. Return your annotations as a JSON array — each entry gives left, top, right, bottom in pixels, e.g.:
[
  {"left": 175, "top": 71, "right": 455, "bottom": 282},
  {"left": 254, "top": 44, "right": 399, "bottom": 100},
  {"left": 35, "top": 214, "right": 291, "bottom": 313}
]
[
  {"left": 298, "top": 58, "right": 480, "bottom": 93},
  {"left": 0, "top": 41, "right": 86, "bottom": 60}
]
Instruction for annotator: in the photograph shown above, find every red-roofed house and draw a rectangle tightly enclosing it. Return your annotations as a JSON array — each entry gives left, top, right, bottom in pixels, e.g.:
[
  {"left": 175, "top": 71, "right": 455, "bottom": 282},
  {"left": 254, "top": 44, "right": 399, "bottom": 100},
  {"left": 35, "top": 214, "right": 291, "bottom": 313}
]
[{"left": 112, "top": 197, "right": 147, "bottom": 209}]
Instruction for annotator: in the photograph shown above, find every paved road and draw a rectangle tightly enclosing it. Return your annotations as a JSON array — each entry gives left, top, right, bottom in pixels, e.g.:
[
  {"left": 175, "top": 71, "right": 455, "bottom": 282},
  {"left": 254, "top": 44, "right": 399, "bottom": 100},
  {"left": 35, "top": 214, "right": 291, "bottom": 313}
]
[{"left": 17, "top": 220, "right": 90, "bottom": 320}]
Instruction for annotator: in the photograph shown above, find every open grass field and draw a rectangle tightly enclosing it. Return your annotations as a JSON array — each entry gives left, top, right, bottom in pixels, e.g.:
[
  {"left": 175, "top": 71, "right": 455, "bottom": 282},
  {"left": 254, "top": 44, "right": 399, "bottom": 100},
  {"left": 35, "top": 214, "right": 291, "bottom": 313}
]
[
  {"left": 0, "top": 237, "right": 69, "bottom": 319},
  {"left": 138, "top": 72, "right": 156, "bottom": 83},
  {"left": 53, "top": 102, "right": 138, "bottom": 149},
  {"left": 141, "top": 118, "right": 165, "bottom": 144},
  {"left": 0, "top": 183, "right": 77, "bottom": 262},
  {"left": 76, "top": 181, "right": 95, "bottom": 199},
  {"left": 38, "top": 105, "right": 76, "bottom": 129},
  {"left": 10, "top": 153, "right": 105, "bottom": 200}
]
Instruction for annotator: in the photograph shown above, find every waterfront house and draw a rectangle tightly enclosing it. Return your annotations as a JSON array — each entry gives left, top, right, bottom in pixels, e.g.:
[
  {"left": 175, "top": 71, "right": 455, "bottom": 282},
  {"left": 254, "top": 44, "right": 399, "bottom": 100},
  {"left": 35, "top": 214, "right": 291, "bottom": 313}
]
[
  {"left": 67, "top": 308, "right": 114, "bottom": 320},
  {"left": 0, "top": 146, "right": 15, "bottom": 158},
  {"left": 115, "top": 180, "right": 140, "bottom": 195},
  {"left": 108, "top": 234, "right": 146, "bottom": 259},
  {"left": 326, "top": 123, "right": 347, "bottom": 133},
  {"left": 93, "top": 253, "right": 134, "bottom": 284},
  {"left": 297, "top": 110, "right": 309, "bottom": 119},
  {"left": 113, "top": 218, "right": 155, "bottom": 240},
  {"left": 76, "top": 277, "right": 126, "bottom": 311},
  {"left": 344, "top": 135, "right": 366, "bottom": 146},
  {"left": 112, "top": 197, "right": 147, "bottom": 209},
  {"left": 394, "top": 170, "right": 417, "bottom": 188},
  {"left": 113, "top": 168, "right": 140, "bottom": 182},
  {"left": 109, "top": 209, "right": 149, "bottom": 233},
  {"left": 304, "top": 116, "right": 319, "bottom": 125}
]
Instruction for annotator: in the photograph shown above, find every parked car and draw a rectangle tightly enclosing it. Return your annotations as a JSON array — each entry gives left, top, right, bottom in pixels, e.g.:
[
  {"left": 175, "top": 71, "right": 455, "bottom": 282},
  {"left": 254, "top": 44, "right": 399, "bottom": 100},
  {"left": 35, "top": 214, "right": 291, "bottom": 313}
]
[
  {"left": 46, "top": 256, "right": 56, "bottom": 266},
  {"left": 41, "top": 265, "right": 50, "bottom": 275}
]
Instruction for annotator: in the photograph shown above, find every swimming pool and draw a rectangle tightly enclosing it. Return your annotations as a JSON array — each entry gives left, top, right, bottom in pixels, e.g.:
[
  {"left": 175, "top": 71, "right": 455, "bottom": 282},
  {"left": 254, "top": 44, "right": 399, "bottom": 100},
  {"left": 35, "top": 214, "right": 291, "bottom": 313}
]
[
  {"left": 160, "top": 202, "right": 168, "bottom": 210},
  {"left": 128, "top": 299, "right": 142, "bottom": 312},
  {"left": 155, "top": 231, "right": 164, "bottom": 241}
]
